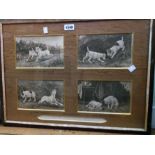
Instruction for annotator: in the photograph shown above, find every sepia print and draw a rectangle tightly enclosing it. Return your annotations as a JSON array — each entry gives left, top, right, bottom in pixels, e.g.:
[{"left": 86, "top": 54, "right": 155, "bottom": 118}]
[
  {"left": 16, "top": 36, "right": 64, "bottom": 68},
  {"left": 18, "top": 80, "right": 64, "bottom": 110},
  {"left": 78, "top": 81, "right": 131, "bottom": 113},
  {"left": 78, "top": 34, "right": 132, "bottom": 68}
]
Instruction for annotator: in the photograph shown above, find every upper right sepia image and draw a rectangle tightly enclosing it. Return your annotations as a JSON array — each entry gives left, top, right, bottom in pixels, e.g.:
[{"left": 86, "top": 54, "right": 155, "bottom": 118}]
[{"left": 78, "top": 34, "right": 132, "bottom": 68}]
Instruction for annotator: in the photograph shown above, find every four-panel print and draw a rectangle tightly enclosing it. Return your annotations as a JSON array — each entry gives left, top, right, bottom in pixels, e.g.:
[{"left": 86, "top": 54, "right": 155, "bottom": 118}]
[{"left": 1, "top": 20, "right": 152, "bottom": 132}]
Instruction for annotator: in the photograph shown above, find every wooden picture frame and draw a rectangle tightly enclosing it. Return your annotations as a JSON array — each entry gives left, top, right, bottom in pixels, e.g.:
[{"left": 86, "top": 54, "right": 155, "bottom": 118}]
[
  {"left": 0, "top": 23, "right": 2, "bottom": 122},
  {"left": 0, "top": 20, "right": 154, "bottom": 133}
]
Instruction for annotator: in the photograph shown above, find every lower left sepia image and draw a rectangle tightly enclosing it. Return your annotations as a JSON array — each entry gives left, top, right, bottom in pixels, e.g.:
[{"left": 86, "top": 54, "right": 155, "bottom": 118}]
[{"left": 17, "top": 80, "right": 64, "bottom": 111}]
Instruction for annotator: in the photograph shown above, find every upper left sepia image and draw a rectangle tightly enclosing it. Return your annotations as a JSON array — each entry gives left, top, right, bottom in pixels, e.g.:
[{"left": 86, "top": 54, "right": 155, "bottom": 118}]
[{"left": 16, "top": 36, "right": 64, "bottom": 69}]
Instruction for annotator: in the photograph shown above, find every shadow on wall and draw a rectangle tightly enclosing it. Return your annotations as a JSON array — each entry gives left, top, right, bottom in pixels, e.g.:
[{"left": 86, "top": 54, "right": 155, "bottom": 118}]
[
  {"left": 0, "top": 100, "right": 1, "bottom": 122},
  {"left": 152, "top": 68, "right": 155, "bottom": 129},
  {"left": 152, "top": 108, "right": 155, "bottom": 128}
]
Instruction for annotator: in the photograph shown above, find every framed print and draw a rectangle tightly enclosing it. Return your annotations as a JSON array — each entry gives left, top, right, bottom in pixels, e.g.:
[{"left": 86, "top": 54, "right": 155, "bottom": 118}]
[
  {"left": 16, "top": 36, "right": 64, "bottom": 69},
  {"left": 1, "top": 20, "right": 154, "bottom": 133}
]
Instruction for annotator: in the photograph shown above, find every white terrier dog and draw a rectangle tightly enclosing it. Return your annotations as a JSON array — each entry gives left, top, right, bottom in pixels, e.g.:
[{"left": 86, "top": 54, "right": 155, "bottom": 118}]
[
  {"left": 27, "top": 48, "right": 38, "bottom": 62},
  {"left": 21, "top": 90, "right": 36, "bottom": 103},
  {"left": 86, "top": 100, "right": 103, "bottom": 111},
  {"left": 106, "top": 36, "right": 125, "bottom": 59},
  {"left": 38, "top": 89, "right": 63, "bottom": 107},
  {"left": 35, "top": 47, "right": 51, "bottom": 62},
  {"left": 83, "top": 47, "right": 106, "bottom": 63},
  {"left": 103, "top": 96, "right": 119, "bottom": 110}
]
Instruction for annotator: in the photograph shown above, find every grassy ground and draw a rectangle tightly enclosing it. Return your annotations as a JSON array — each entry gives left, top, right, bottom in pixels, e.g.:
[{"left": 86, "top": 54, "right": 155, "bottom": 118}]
[
  {"left": 78, "top": 101, "right": 130, "bottom": 113},
  {"left": 18, "top": 101, "right": 64, "bottom": 110},
  {"left": 78, "top": 57, "right": 131, "bottom": 68},
  {"left": 16, "top": 53, "right": 64, "bottom": 68}
]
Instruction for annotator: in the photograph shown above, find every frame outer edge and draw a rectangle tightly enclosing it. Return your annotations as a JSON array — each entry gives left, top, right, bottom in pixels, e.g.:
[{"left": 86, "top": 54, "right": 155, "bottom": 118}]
[
  {"left": 145, "top": 19, "right": 154, "bottom": 133},
  {"left": 1, "top": 20, "right": 153, "bottom": 133},
  {"left": 0, "top": 23, "right": 7, "bottom": 122},
  {"left": 0, "top": 23, "right": 2, "bottom": 122}
]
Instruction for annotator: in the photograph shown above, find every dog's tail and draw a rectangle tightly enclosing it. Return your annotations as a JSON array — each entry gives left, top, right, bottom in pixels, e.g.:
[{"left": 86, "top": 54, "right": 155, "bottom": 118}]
[
  {"left": 121, "top": 36, "right": 124, "bottom": 41},
  {"left": 87, "top": 46, "right": 89, "bottom": 52}
]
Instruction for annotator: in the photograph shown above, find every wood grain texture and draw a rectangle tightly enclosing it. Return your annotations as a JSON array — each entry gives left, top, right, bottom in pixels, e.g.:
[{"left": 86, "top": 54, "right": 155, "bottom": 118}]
[
  {"left": 1, "top": 20, "right": 151, "bottom": 131},
  {"left": 0, "top": 125, "right": 154, "bottom": 135},
  {"left": 0, "top": 125, "right": 126, "bottom": 135},
  {"left": 0, "top": 23, "right": 3, "bottom": 121}
]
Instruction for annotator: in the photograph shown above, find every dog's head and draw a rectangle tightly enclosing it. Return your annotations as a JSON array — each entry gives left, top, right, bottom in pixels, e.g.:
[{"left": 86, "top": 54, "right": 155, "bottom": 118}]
[
  {"left": 35, "top": 47, "right": 41, "bottom": 53},
  {"left": 20, "top": 91, "right": 25, "bottom": 97},
  {"left": 51, "top": 89, "right": 57, "bottom": 96}
]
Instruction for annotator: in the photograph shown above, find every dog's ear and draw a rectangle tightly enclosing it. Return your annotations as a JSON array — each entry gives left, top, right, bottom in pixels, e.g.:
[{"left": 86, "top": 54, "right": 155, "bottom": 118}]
[{"left": 87, "top": 46, "right": 89, "bottom": 52}]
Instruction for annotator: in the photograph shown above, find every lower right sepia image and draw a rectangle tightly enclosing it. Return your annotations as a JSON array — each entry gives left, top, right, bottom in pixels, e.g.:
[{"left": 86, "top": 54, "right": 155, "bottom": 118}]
[{"left": 78, "top": 81, "right": 131, "bottom": 114}]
